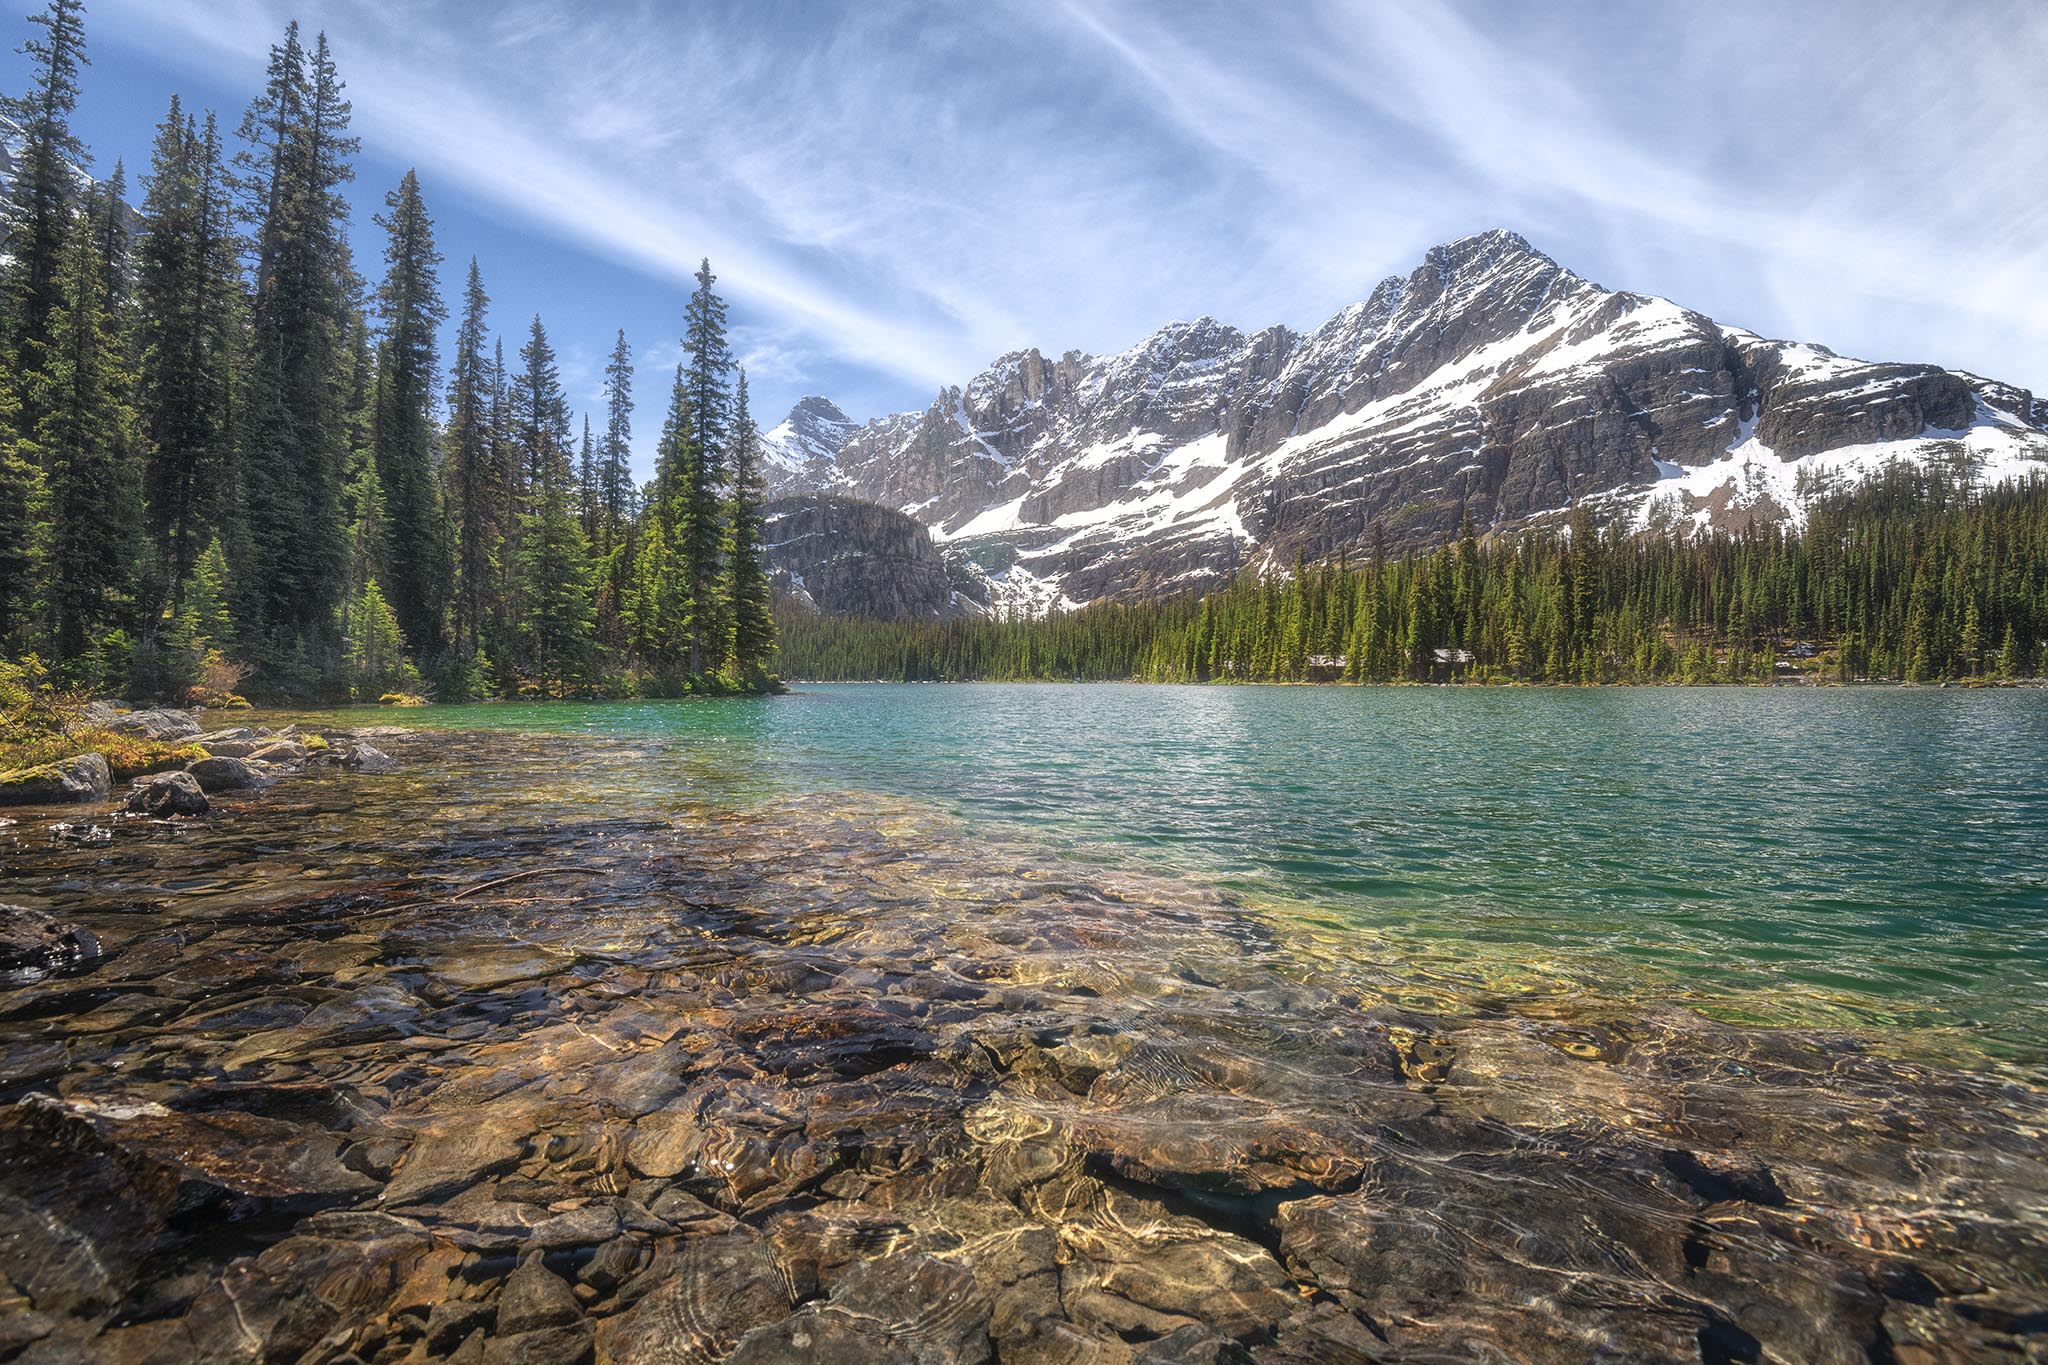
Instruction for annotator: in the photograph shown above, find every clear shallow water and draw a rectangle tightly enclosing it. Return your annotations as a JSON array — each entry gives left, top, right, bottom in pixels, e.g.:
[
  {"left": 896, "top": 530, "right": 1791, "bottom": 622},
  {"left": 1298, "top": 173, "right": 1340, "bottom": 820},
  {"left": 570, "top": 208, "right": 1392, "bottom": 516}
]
[
  {"left": 293, "top": 684, "right": 2048, "bottom": 1057},
  {"left": 6, "top": 689, "right": 2047, "bottom": 1359}
]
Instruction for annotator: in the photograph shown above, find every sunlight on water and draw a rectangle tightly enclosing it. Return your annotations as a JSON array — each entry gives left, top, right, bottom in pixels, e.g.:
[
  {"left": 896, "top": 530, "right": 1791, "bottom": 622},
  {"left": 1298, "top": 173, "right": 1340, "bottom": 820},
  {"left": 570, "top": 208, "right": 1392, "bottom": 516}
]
[{"left": 281, "top": 684, "right": 2048, "bottom": 1061}]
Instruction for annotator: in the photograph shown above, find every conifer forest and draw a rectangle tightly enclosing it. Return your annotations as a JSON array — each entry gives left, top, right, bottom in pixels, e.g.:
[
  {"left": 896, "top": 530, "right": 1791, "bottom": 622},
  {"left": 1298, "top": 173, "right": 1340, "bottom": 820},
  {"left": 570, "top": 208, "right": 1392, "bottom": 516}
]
[
  {"left": 0, "top": 0, "right": 777, "bottom": 703},
  {"left": 779, "top": 465, "right": 2048, "bottom": 685}
]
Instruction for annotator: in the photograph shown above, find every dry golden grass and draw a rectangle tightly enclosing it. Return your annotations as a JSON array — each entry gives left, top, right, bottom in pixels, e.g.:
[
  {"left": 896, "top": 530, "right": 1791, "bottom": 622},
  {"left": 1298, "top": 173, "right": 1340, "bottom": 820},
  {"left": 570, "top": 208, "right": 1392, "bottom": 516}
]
[{"left": 0, "top": 728, "right": 208, "bottom": 779}]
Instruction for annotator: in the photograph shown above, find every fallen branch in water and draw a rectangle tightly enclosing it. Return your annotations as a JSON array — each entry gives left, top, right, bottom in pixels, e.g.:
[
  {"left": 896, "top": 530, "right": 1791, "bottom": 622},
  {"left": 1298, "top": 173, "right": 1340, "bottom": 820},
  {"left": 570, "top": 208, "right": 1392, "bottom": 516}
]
[{"left": 447, "top": 866, "right": 607, "bottom": 901}]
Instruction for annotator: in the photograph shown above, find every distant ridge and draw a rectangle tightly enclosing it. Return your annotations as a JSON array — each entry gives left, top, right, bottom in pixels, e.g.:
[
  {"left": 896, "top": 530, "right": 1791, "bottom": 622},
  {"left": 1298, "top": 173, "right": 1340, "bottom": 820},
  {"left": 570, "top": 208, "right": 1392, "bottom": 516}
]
[{"left": 762, "top": 229, "right": 2048, "bottom": 612}]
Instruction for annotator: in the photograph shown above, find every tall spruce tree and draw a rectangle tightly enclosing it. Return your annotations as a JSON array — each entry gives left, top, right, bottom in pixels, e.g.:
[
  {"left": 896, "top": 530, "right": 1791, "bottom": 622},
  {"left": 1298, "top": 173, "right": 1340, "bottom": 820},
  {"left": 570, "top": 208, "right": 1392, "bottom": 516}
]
[
  {"left": 632, "top": 366, "right": 694, "bottom": 672},
  {"left": 0, "top": 0, "right": 88, "bottom": 649},
  {"left": 37, "top": 196, "right": 138, "bottom": 664},
  {"left": 593, "top": 330, "right": 635, "bottom": 648},
  {"left": 371, "top": 169, "right": 447, "bottom": 654},
  {"left": 0, "top": 386, "right": 40, "bottom": 656},
  {"left": 236, "top": 24, "right": 359, "bottom": 656},
  {"left": 576, "top": 413, "right": 597, "bottom": 540},
  {"left": 679, "top": 259, "right": 732, "bottom": 674},
  {"left": 487, "top": 334, "right": 518, "bottom": 661},
  {"left": 599, "top": 329, "right": 633, "bottom": 549},
  {"left": 721, "top": 371, "right": 773, "bottom": 680},
  {"left": 511, "top": 317, "right": 592, "bottom": 688},
  {"left": 444, "top": 257, "right": 494, "bottom": 657},
  {"left": 0, "top": 0, "right": 88, "bottom": 423},
  {"left": 137, "top": 101, "right": 240, "bottom": 614}
]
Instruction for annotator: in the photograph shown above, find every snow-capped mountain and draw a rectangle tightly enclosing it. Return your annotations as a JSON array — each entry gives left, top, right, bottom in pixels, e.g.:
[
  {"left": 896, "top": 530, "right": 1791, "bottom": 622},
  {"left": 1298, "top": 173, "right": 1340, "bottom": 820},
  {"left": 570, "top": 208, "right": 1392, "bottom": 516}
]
[
  {"left": 758, "top": 395, "right": 861, "bottom": 482},
  {"left": 769, "top": 229, "right": 2048, "bottom": 611}
]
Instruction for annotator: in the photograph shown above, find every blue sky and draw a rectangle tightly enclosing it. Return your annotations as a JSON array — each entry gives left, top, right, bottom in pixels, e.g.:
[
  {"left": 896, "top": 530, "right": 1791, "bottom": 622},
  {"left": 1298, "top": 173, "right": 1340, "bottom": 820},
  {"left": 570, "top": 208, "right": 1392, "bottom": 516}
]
[{"left": 14, "top": 0, "right": 2048, "bottom": 479}]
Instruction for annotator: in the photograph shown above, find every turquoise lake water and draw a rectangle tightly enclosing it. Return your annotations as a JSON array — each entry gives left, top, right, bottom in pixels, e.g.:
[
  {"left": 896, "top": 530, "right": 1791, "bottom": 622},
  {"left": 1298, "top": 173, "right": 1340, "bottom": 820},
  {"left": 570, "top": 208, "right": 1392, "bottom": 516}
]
[{"left": 299, "top": 684, "right": 2048, "bottom": 1057}]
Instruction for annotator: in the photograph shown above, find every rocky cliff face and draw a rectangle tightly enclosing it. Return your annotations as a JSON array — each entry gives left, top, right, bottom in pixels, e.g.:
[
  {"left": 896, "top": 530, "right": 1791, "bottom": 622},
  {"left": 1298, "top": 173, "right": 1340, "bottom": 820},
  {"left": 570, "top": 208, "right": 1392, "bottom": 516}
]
[
  {"left": 769, "top": 230, "right": 2048, "bottom": 610},
  {"left": 763, "top": 494, "right": 983, "bottom": 620}
]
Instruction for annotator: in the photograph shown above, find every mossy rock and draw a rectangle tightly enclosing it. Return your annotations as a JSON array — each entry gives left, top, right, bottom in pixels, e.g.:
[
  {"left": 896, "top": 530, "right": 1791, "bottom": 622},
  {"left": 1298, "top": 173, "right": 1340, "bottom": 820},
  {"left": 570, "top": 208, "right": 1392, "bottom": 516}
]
[{"left": 0, "top": 753, "right": 113, "bottom": 806}]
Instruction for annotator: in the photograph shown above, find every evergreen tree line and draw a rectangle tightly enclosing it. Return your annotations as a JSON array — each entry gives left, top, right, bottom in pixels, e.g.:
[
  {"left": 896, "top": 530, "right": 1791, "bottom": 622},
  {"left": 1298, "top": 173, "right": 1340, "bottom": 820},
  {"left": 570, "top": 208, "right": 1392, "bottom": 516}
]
[
  {"left": 778, "top": 461, "right": 2048, "bottom": 686},
  {"left": 0, "top": 1, "right": 776, "bottom": 702}
]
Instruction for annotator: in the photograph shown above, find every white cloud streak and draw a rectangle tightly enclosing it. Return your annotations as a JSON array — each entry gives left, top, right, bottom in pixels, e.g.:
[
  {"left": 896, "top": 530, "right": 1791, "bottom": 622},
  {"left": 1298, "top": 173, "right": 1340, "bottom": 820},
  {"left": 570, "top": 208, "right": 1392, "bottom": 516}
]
[{"left": 91, "top": 0, "right": 2048, "bottom": 421}]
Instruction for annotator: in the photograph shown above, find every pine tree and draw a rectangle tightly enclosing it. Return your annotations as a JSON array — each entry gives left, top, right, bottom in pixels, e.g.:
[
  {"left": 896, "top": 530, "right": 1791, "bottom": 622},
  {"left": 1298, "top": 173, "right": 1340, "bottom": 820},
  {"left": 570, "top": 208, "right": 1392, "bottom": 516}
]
[
  {"left": 0, "top": 0, "right": 88, "bottom": 429},
  {"left": 679, "top": 259, "right": 732, "bottom": 674},
  {"left": 36, "top": 198, "right": 139, "bottom": 665},
  {"left": 236, "top": 24, "right": 359, "bottom": 655},
  {"left": 591, "top": 331, "right": 635, "bottom": 649},
  {"left": 182, "top": 538, "right": 234, "bottom": 651},
  {"left": 0, "top": 0, "right": 88, "bottom": 649},
  {"left": 444, "top": 258, "right": 494, "bottom": 656},
  {"left": 486, "top": 334, "right": 518, "bottom": 665},
  {"left": 371, "top": 168, "right": 448, "bottom": 655},
  {"left": 137, "top": 101, "right": 241, "bottom": 615},
  {"left": 0, "top": 370, "right": 45, "bottom": 659},
  {"left": 634, "top": 366, "right": 694, "bottom": 673},
  {"left": 576, "top": 413, "right": 597, "bottom": 541},
  {"left": 511, "top": 317, "right": 593, "bottom": 689},
  {"left": 721, "top": 371, "right": 773, "bottom": 680},
  {"left": 343, "top": 577, "right": 410, "bottom": 698},
  {"left": 599, "top": 329, "right": 633, "bottom": 549}
]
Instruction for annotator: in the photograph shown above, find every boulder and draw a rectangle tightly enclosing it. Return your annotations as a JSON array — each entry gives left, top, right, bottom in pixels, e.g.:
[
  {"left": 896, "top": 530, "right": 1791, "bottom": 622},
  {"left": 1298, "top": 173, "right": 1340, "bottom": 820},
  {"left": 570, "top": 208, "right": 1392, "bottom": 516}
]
[
  {"left": 495, "top": 1256, "right": 581, "bottom": 1335},
  {"left": 126, "top": 771, "right": 209, "bottom": 817},
  {"left": 80, "top": 700, "right": 130, "bottom": 726},
  {"left": 0, "top": 753, "right": 113, "bottom": 806},
  {"left": 193, "top": 727, "right": 253, "bottom": 746},
  {"left": 341, "top": 741, "right": 397, "bottom": 773},
  {"left": 197, "top": 739, "right": 263, "bottom": 758},
  {"left": 0, "top": 904, "right": 101, "bottom": 973},
  {"left": 105, "top": 708, "right": 201, "bottom": 742},
  {"left": 247, "top": 741, "right": 308, "bottom": 767},
  {"left": 184, "top": 756, "right": 277, "bottom": 793}
]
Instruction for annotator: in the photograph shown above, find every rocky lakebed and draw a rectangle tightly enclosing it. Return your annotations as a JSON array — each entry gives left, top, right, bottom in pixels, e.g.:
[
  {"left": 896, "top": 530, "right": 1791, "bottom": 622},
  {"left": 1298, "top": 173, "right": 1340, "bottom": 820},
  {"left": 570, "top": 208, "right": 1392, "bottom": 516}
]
[{"left": 0, "top": 718, "right": 2043, "bottom": 1363}]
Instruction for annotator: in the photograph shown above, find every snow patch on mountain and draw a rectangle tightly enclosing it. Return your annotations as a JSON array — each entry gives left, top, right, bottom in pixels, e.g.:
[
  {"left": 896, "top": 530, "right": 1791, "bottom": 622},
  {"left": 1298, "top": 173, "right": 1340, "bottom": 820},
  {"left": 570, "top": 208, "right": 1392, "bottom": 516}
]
[
  {"left": 759, "top": 395, "right": 859, "bottom": 477},
  {"left": 772, "top": 229, "right": 2048, "bottom": 611}
]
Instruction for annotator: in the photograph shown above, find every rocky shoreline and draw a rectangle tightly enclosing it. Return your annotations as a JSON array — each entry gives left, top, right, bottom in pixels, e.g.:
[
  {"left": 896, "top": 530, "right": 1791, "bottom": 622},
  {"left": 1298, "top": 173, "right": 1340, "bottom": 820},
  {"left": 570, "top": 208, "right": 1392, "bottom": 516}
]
[
  {"left": 0, "top": 728, "right": 2042, "bottom": 1363},
  {"left": 0, "top": 702, "right": 401, "bottom": 822}
]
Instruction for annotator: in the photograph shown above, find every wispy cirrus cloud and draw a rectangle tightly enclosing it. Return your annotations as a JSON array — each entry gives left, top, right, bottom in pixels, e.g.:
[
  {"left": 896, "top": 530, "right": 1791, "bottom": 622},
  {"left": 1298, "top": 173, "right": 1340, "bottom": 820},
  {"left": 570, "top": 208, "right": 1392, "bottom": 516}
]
[{"left": 87, "top": 0, "right": 2048, "bottom": 443}]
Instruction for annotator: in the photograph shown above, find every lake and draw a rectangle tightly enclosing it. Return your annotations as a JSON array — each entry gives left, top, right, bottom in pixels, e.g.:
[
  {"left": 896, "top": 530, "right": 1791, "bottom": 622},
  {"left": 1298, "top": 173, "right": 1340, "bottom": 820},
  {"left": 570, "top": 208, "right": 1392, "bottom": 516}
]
[
  {"left": 366, "top": 683, "right": 2048, "bottom": 1063},
  {"left": 4, "top": 683, "right": 2045, "bottom": 1360}
]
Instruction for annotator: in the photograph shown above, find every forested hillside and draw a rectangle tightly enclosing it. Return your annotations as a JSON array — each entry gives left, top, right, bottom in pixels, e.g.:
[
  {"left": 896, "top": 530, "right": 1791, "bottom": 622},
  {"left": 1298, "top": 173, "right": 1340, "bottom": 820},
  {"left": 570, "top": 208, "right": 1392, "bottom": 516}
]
[
  {"left": 778, "top": 461, "right": 2048, "bottom": 685},
  {"left": 0, "top": 0, "right": 775, "bottom": 702}
]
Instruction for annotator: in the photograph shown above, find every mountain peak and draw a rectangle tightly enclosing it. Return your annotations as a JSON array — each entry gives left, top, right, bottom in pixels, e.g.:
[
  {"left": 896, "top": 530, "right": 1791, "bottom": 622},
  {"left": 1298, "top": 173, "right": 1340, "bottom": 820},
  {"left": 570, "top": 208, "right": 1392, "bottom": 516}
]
[
  {"left": 785, "top": 394, "right": 850, "bottom": 425},
  {"left": 761, "top": 394, "right": 859, "bottom": 474},
  {"left": 1424, "top": 227, "right": 1549, "bottom": 274}
]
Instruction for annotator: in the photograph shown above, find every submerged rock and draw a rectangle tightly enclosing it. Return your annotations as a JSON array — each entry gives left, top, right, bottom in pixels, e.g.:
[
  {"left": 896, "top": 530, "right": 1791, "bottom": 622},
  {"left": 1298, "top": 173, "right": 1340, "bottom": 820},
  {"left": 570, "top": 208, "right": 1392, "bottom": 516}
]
[
  {"left": 496, "top": 1256, "right": 582, "bottom": 1334},
  {"left": 0, "top": 732, "right": 2040, "bottom": 1364},
  {"left": 127, "top": 769, "right": 209, "bottom": 817},
  {"left": 596, "top": 1233, "right": 790, "bottom": 1362},
  {"left": 0, "top": 752, "right": 112, "bottom": 805},
  {"left": 0, "top": 904, "right": 101, "bottom": 973}
]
